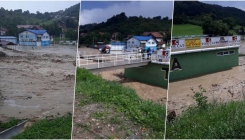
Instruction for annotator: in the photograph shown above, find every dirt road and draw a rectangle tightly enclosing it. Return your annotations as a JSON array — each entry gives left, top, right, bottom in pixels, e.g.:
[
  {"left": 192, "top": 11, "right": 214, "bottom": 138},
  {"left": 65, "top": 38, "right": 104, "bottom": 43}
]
[{"left": 0, "top": 45, "right": 76, "bottom": 121}]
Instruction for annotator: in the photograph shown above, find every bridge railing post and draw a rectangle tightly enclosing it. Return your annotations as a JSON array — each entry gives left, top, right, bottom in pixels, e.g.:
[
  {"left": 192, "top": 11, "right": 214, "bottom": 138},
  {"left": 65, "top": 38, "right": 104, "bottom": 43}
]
[
  {"left": 116, "top": 54, "right": 117, "bottom": 66},
  {"left": 102, "top": 54, "right": 103, "bottom": 67},
  {"left": 86, "top": 55, "right": 88, "bottom": 65},
  {"left": 98, "top": 57, "right": 100, "bottom": 68},
  {"left": 128, "top": 54, "right": 130, "bottom": 64},
  {"left": 140, "top": 53, "right": 142, "bottom": 62},
  {"left": 114, "top": 55, "right": 116, "bottom": 66}
]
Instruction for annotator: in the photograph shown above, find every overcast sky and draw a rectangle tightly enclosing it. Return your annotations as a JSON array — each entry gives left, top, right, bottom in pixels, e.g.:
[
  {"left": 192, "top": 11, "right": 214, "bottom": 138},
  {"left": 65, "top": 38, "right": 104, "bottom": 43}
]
[
  {"left": 80, "top": 1, "right": 174, "bottom": 25},
  {"left": 201, "top": 1, "right": 245, "bottom": 11},
  {"left": 0, "top": 1, "right": 80, "bottom": 14}
]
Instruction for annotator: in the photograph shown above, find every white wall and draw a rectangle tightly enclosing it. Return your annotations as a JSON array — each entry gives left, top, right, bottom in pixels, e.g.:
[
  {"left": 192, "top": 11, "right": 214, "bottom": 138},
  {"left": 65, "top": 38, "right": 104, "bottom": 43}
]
[
  {"left": 42, "top": 32, "right": 50, "bottom": 41},
  {"left": 145, "top": 38, "right": 157, "bottom": 47},
  {"left": 127, "top": 38, "right": 140, "bottom": 48}
]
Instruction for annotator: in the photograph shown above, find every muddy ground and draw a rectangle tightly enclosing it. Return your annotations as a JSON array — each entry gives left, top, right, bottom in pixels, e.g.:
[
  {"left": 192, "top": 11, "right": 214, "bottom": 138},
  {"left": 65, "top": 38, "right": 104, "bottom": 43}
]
[
  {"left": 0, "top": 45, "right": 76, "bottom": 122},
  {"left": 168, "top": 46, "right": 245, "bottom": 115}
]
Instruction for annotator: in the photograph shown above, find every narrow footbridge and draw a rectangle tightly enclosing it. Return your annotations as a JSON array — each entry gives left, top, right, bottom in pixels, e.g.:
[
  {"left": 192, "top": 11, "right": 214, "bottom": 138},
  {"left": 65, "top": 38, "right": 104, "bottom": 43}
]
[{"left": 77, "top": 52, "right": 169, "bottom": 72}]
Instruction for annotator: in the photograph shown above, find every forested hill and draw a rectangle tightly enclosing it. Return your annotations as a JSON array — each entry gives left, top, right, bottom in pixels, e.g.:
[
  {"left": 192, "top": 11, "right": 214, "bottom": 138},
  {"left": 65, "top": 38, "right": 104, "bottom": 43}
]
[
  {"left": 0, "top": 3, "right": 79, "bottom": 37},
  {"left": 79, "top": 12, "right": 172, "bottom": 44},
  {"left": 174, "top": 1, "right": 245, "bottom": 26}
]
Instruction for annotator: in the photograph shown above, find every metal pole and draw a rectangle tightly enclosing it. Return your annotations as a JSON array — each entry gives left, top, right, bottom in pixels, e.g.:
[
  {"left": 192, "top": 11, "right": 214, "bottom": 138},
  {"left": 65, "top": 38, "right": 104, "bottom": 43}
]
[{"left": 98, "top": 57, "right": 100, "bottom": 68}]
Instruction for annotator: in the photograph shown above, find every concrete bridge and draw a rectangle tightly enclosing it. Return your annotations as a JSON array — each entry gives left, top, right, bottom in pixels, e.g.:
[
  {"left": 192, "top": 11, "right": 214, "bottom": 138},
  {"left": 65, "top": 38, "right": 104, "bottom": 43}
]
[{"left": 77, "top": 52, "right": 170, "bottom": 72}]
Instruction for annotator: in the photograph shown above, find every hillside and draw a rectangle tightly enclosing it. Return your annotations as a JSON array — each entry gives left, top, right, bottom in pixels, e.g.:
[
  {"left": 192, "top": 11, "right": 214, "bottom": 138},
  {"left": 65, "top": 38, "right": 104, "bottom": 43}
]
[
  {"left": 0, "top": 3, "right": 79, "bottom": 38},
  {"left": 173, "top": 1, "right": 245, "bottom": 36},
  {"left": 79, "top": 12, "right": 172, "bottom": 45}
]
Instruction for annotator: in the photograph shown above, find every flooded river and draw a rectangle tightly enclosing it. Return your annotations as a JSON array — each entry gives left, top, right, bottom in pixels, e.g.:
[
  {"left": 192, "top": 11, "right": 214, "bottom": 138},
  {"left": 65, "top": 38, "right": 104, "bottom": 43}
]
[{"left": 0, "top": 45, "right": 76, "bottom": 121}]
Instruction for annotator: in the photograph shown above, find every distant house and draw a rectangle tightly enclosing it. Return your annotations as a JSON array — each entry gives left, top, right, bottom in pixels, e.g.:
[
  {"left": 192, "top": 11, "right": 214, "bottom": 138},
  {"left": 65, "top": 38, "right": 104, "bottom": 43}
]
[
  {"left": 143, "top": 32, "right": 164, "bottom": 42},
  {"left": 143, "top": 32, "right": 165, "bottom": 48},
  {"left": 0, "top": 27, "right": 8, "bottom": 35},
  {"left": 111, "top": 32, "right": 118, "bottom": 40},
  {"left": 0, "top": 40, "right": 16, "bottom": 48},
  {"left": 126, "top": 36, "right": 157, "bottom": 51},
  {"left": 80, "top": 33, "right": 87, "bottom": 37},
  {"left": 18, "top": 29, "right": 50, "bottom": 46},
  {"left": 0, "top": 36, "right": 17, "bottom": 44},
  {"left": 17, "top": 25, "right": 43, "bottom": 30}
]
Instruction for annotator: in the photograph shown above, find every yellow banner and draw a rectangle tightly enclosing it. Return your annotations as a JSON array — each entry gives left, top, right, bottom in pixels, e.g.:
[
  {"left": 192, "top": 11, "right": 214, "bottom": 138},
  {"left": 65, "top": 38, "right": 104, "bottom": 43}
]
[{"left": 185, "top": 39, "right": 201, "bottom": 49}]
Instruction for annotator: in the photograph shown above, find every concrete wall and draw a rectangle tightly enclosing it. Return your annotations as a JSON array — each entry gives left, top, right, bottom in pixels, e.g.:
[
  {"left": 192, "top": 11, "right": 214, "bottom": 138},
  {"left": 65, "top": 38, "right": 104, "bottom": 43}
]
[
  {"left": 125, "top": 63, "right": 169, "bottom": 88},
  {"left": 169, "top": 48, "right": 239, "bottom": 81}
]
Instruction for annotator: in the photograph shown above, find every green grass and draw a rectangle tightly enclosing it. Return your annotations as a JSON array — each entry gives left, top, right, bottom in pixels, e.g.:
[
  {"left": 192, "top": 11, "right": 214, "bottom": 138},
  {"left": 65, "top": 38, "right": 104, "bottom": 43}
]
[
  {"left": 12, "top": 114, "right": 72, "bottom": 139},
  {"left": 172, "top": 24, "right": 203, "bottom": 36},
  {"left": 76, "top": 68, "right": 166, "bottom": 138},
  {"left": 0, "top": 118, "right": 22, "bottom": 132},
  {"left": 166, "top": 100, "right": 245, "bottom": 139}
]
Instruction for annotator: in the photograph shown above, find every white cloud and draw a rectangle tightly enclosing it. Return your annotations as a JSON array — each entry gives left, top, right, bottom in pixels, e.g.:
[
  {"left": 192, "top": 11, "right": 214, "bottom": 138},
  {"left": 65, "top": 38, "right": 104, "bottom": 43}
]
[{"left": 79, "top": 1, "right": 173, "bottom": 25}]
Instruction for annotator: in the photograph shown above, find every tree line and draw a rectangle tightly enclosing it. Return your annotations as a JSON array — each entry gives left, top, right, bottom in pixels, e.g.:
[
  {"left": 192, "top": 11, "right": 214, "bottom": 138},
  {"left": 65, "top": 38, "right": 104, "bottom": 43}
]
[
  {"left": 0, "top": 3, "right": 79, "bottom": 40},
  {"left": 79, "top": 12, "right": 172, "bottom": 45},
  {"left": 174, "top": 1, "right": 245, "bottom": 36}
]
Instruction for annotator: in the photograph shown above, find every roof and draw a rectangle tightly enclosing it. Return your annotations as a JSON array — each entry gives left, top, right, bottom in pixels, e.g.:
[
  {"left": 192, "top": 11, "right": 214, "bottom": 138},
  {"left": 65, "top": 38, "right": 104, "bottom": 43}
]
[
  {"left": 0, "top": 40, "right": 16, "bottom": 45},
  {"left": 143, "top": 32, "right": 163, "bottom": 38},
  {"left": 0, "top": 36, "right": 16, "bottom": 39},
  {"left": 0, "top": 27, "right": 8, "bottom": 31},
  {"left": 132, "top": 36, "right": 153, "bottom": 41},
  {"left": 111, "top": 42, "right": 126, "bottom": 45},
  {"left": 143, "top": 32, "right": 150, "bottom": 36},
  {"left": 17, "top": 25, "right": 43, "bottom": 30},
  {"left": 149, "top": 32, "right": 163, "bottom": 38},
  {"left": 26, "top": 29, "right": 47, "bottom": 35}
]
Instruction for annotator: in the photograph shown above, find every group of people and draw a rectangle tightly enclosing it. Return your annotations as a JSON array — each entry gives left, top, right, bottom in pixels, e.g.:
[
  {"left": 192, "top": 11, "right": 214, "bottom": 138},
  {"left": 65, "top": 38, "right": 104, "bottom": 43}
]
[{"left": 136, "top": 47, "right": 154, "bottom": 59}]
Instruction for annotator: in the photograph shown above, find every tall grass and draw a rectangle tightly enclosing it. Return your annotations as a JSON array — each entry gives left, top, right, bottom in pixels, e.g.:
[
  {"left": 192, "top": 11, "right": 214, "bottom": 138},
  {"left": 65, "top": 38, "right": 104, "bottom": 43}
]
[
  {"left": 12, "top": 114, "right": 72, "bottom": 139},
  {"left": 166, "top": 86, "right": 245, "bottom": 139},
  {"left": 76, "top": 68, "right": 166, "bottom": 138}
]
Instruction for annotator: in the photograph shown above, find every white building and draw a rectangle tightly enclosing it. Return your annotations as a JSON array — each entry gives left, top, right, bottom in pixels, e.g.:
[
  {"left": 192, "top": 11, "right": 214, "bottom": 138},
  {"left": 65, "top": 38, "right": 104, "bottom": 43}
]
[
  {"left": 126, "top": 36, "right": 157, "bottom": 52},
  {"left": 0, "top": 36, "right": 17, "bottom": 44}
]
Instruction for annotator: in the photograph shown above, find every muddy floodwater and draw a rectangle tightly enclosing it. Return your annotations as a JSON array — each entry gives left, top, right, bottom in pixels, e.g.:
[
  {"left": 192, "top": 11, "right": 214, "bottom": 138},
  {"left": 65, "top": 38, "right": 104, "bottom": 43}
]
[
  {"left": 0, "top": 45, "right": 76, "bottom": 121},
  {"left": 168, "top": 53, "right": 245, "bottom": 115}
]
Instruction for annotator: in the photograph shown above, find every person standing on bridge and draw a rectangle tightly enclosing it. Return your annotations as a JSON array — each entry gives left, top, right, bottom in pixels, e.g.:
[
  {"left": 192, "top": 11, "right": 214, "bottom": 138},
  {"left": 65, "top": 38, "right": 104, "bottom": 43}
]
[{"left": 147, "top": 47, "right": 153, "bottom": 59}]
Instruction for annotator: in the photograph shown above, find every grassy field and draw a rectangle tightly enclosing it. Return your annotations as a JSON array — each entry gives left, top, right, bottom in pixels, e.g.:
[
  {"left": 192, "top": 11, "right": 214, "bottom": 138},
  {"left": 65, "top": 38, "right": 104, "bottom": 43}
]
[
  {"left": 172, "top": 24, "right": 203, "bottom": 36},
  {"left": 12, "top": 114, "right": 72, "bottom": 139},
  {"left": 75, "top": 68, "right": 166, "bottom": 138},
  {"left": 172, "top": 24, "right": 243, "bottom": 37},
  {"left": 0, "top": 118, "right": 22, "bottom": 132},
  {"left": 166, "top": 86, "right": 245, "bottom": 139}
]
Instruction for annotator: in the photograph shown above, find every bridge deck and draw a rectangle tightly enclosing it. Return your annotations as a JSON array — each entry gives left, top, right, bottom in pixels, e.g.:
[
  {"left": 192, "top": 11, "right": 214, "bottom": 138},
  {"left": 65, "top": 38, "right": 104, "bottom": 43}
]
[{"left": 77, "top": 52, "right": 169, "bottom": 72}]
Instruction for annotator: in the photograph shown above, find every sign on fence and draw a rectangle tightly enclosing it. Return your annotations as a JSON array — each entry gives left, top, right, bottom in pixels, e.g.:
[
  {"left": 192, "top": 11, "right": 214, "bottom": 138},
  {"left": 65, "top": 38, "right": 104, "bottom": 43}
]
[
  {"left": 171, "top": 36, "right": 241, "bottom": 50},
  {"left": 171, "top": 39, "right": 185, "bottom": 49},
  {"left": 185, "top": 38, "right": 201, "bottom": 49}
]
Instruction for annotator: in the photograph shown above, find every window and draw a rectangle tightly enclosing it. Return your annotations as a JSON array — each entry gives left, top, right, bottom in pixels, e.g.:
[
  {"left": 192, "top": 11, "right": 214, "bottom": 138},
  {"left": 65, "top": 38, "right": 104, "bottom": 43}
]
[
  {"left": 20, "top": 35, "right": 23, "bottom": 38},
  {"left": 217, "top": 50, "right": 235, "bottom": 56},
  {"left": 132, "top": 41, "right": 134, "bottom": 44},
  {"left": 223, "top": 51, "right": 229, "bottom": 55},
  {"left": 152, "top": 42, "right": 154, "bottom": 44},
  {"left": 230, "top": 50, "right": 235, "bottom": 54},
  {"left": 217, "top": 52, "right": 223, "bottom": 56}
]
